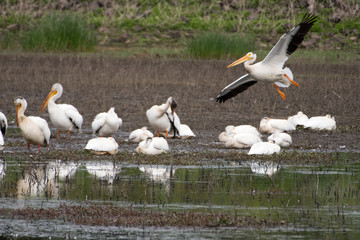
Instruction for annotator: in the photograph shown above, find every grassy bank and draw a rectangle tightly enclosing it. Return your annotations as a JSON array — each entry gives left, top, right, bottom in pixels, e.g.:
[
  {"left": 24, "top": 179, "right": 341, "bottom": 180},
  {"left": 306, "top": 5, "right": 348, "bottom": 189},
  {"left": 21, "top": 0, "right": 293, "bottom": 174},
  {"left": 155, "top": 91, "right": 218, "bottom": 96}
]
[{"left": 0, "top": 0, "right": 359, "bottom": 56}]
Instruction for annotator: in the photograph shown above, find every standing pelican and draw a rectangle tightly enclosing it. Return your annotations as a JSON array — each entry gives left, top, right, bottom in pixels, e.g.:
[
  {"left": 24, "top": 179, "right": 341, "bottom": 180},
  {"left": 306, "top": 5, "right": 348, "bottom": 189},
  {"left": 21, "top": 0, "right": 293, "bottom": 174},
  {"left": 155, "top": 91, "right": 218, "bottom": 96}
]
[
  {"left": 146, "top": 97, "right": 179, "bottom": 139},
  {"left": 217, "top": 13, "right": 317, "bottom": 102},
  {"left": 0, "top": 112, "right": 8, "bottom": 149},
  {"left": 40, "top": 83, "right": 83, "bottom": 140},
  {"left": 15, "top": 97, "right": 51, "bottom": 153},
  {"left": 91, "top": 107, "right": 122, "bottom": 137}
]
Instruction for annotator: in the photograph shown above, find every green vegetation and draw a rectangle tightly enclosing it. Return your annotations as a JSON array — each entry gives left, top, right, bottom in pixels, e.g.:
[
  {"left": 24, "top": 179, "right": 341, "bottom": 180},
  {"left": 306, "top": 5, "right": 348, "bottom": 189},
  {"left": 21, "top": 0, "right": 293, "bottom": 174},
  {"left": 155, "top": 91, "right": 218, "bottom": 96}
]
[
  {"left": 0, "top": 0, "right": 359, "bottom": 56},
  {"left": 187, "top": 32, "right": 255, "bottom": 59},
  {"left": 7, "top": 13, "right": 96, "bottom": 51}
]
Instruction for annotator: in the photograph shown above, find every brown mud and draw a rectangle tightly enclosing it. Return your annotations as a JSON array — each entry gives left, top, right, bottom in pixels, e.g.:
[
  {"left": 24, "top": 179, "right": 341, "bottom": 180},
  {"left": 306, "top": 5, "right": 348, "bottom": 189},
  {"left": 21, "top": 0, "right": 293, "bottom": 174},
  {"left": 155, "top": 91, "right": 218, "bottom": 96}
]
[{"left": 0, "top": 53, "right": 359, "bottom": 159}]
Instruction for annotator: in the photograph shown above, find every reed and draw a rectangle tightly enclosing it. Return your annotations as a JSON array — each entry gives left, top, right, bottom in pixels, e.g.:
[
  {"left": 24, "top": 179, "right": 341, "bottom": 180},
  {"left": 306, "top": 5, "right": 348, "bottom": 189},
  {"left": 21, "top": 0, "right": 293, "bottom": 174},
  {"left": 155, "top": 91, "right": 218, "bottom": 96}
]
[
  {"left": 187, "top": 32, "right": 255, "bottom": 59},
  {"left": 20, "top": 13, "right": 96, "bottom": 52}
]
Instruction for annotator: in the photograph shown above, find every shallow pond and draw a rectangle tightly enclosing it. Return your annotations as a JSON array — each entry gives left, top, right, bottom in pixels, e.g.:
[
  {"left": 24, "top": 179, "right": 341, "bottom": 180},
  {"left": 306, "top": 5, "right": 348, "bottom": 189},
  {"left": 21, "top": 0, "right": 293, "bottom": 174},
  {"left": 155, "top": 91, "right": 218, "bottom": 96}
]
[{"left": 0, "top": 155, "right": 359, "bottom": 239}]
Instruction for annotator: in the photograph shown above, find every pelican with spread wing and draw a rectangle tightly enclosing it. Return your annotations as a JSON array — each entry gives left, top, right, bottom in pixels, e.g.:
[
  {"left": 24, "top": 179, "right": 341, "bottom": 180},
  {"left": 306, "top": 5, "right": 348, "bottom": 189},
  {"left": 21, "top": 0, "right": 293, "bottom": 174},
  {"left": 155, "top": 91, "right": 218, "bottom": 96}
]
[{"left": 216, "top": 13, "right": 317, "bottom": 102}]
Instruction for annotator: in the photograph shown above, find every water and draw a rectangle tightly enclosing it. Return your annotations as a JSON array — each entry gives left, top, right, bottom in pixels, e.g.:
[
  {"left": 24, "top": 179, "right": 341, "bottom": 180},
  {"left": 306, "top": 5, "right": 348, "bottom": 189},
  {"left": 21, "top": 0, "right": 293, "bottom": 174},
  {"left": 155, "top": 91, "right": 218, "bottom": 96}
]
[{"left": 0, "top": 156, "right": 359, "bottom": 239}]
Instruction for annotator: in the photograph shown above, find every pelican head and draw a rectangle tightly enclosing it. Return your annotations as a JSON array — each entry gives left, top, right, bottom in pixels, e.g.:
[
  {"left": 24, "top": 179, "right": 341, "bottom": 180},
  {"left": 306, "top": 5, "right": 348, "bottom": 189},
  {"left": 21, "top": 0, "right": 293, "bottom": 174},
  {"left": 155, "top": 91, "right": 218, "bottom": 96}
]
[
  {"left": 40, "top": 83, "right": 63, "bottom": 111},
  {"left": 227, "top": 52, "right": 256, "bottom": 68},
  {"left": 168, "top": 97, "right": 177, "bottom": 115},
  {"left": 14, "top": 96, "right": 27, "bottom": 126}
]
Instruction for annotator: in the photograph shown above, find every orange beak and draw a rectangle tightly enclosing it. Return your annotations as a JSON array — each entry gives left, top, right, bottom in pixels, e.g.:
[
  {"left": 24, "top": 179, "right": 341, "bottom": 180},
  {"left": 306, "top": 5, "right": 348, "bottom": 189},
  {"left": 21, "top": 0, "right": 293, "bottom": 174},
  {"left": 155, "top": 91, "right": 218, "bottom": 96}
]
[
  {"left": 40, "top": 89, "right": 57, "bottom": 111},
  {"left": 15, "top": 103, "right": 20, "bottom": 126},
  {"left": 227, "top": 54, "right": 253, "bottom": 68}
]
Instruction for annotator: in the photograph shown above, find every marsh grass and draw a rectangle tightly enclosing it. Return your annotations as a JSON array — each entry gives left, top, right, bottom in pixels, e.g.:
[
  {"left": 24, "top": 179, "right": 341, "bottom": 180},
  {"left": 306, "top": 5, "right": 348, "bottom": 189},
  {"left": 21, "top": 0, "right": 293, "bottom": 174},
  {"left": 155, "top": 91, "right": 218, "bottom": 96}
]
[
  {"left": 20, "top": 13, "right": 96, "bottom": 52},
  {"left": 187, "top": 32, "right": 255, "bottom": 59}
]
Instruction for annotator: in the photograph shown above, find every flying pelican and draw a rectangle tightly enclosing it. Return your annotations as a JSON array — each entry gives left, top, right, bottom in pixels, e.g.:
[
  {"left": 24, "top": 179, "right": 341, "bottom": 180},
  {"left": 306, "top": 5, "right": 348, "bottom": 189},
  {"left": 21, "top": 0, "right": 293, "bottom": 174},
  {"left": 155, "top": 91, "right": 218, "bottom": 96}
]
[
  {"left": 304, "top": 114, "right": 336, "bottom": 130},
  {"left": 146, "top": 97, "right": 179, "bottom": 139},
  {"left": 128, "top": 126, "right": 154, "bottom": 142},
  {"left": 216, "top": 13, "right": 317, "bottom": 102},
  {"left": 136, "top": 137, "right": 169, "bottom": 155},
  {"left": 0, "top": 112, "right": 8, "bottom": 149},
  {"left": 248, "top": 141, "right": 281, "bottom": 155},
  {"left": 40, "top": 83, "right": 83, "bottom": 140},
  {"left": 267, "top": 132, "right": 292, "bottom": 147},
  {"left": 92, "top": 107, "right": 122, "bottom": 137},
  {"left": 287, "top": 111, "right": 309, "bottom": 127},
  {"left": 85, "top": 137, "right": 119, "bottom": 155},
  {"left": 15, "top": 97, "right": 51, "bottom": 153},
  {"left": 259, "top": 117, "right": 295, "bottom": 134}
]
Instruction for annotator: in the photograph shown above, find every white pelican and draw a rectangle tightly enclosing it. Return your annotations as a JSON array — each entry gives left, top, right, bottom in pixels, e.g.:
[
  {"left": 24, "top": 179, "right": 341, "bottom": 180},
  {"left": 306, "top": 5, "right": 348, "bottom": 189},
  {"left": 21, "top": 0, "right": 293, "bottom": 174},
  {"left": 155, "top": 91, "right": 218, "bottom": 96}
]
[
  {"left": 267, "top": 132, "right": 292, "bottom": 147},
  {"left": 84, "top": 137, "right": 119, "bottom": 155},
  {"left": 40, "top": 83, "right": 83, "bottom": 140},
  {"left": 248, "top": 141, "right": 281, "bottom": 155},
  {"left": 15, "top": 97, "right": 51, "bottom": 153},
  {"left": 136, "top": 137, "right": 169, "bottom": 155},
  {"left": 146, "top": 97, "right": 179, "bottom": 139},
  {"left": 225, "top": 132, "right": 262, "bottom": 149},
  {"left": 162, "top": 123, "right": 196, "bottom": 139},
  {"left": 128, "top": 126, "right": 154, "bottom": 142},
  {"left": 0, "top": 112, "right": 8, "bottom": 149},
  {"left": 304, "top": 114, "right": 336, "bottom": 130},
  {"left": 92, "top": 107, "right": 122, "bottom": 137},
  {"left": 216, "top": 13, "right": 317, "bottom": 102},
  {"left": 287, "top": 111, "right": 309, "bottom": 127},
  {"left": 219, "top": 125, "right": 260, "bottom": 142},
  {"left": 259, "top": 117, "right": 295, "bottom": 134}
]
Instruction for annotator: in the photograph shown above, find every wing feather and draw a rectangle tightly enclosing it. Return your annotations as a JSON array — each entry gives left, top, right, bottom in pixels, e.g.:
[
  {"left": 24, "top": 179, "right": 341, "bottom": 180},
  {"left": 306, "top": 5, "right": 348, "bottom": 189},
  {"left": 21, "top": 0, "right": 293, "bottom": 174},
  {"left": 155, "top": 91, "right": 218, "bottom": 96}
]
[
  {"left": 262, "top": 13, "right": 317, "bottom": 69},
  {"left": 216, "top": 74, "right": 257, "bottom": 103}
]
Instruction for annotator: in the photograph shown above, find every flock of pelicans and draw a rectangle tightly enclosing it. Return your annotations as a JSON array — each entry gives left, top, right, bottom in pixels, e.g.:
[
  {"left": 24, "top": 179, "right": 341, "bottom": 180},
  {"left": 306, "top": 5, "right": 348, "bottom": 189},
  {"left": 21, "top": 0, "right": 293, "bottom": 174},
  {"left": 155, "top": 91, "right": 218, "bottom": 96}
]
[
  {"left": 0, "top": 83, "right": 335, "bottom": 156},
  {"left": 0, "top": 13, "right": 335, "bottom": 156}
]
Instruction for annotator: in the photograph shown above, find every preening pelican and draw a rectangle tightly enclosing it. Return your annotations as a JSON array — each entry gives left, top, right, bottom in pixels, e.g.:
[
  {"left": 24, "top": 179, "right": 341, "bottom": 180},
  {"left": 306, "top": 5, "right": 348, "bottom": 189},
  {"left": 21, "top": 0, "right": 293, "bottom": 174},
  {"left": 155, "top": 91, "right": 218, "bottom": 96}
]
[
  {"left": 128, "top": 126, "right": 154, "bottom": 142},
  {"left": 259, "top": 117, "right": 295, "bottom": 134},
  {"left": 15, "top": 97, "right": 51, "bottom": 152},
  {"left": 248, "top": 141, "right": 281, "bottom": 155},
  {"left": 304, "top": 114, "right": 336, "bottom": 130},
  {"left": 40, "top": 83, "right": 83, "bottom": 140},
  {"left": 136, "top": 137, "right": 169, "bottom": 155},
  {"left": 225, "top": 132, "right": 262, "bottom": 149},
  {"left": 84, "top": 137, "right": 119, "bottom": 155},
  {"left": 146, "top": 97, "right": 179, "bottom": 139},
  {"left": 288, "top": 111, "right": 309, "bottom": 127},
  {"left": 0, "top": 112, "right": 8, "bottom": 149},
  {"left": 92, "top": 107, "right": 122, "bottom": 137},
  {"left": 267, "top": 132, "right": 292, "bottom": 147},
  {"left": 216, "top": 13, "right": 317, "bottom": 102}
]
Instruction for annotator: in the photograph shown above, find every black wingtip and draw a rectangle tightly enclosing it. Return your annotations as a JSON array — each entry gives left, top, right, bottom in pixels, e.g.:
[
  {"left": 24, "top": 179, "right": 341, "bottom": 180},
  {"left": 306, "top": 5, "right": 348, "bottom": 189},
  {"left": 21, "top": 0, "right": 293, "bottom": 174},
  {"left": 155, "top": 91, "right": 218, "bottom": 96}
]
[{"left": 301, "top": 13, "right": 318, "bottom": 25}]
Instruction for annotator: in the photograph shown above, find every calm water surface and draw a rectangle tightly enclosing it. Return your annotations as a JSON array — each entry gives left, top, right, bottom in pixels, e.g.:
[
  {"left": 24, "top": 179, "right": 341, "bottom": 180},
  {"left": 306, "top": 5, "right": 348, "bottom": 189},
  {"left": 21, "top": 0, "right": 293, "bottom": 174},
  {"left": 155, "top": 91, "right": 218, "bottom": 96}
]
[{"left": 0, "top": 155, "right": 359, "bottom": 239}]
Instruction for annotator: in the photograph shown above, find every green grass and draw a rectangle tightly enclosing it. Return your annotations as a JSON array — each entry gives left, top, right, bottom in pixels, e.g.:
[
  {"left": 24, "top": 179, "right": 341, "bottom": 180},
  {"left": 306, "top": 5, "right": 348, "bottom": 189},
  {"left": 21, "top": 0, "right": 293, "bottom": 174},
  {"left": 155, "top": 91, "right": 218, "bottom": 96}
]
[
  {"left": 19, "top": 13, "right": 96, "bottom": 52},
  {"left": 187, "top": 32, "right": 255, "bottom": 59}
]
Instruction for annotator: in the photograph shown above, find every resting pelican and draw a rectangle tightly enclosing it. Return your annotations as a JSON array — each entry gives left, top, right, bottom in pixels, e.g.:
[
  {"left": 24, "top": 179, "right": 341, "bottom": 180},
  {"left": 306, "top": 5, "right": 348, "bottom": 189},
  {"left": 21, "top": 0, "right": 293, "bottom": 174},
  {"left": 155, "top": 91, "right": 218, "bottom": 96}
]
[
  {"left": 15, "top": 97, "right": 51, "bottom": 153},
  {"left": 304, "top": 114, "right": 336, "bottom": 130},
  {"left": 259, "top": 117, "right": 295, "bottom": 134},
  {"left": 219, "top": 125, "right": 260, "bottom": 142},
  {"left": 287, "top": 111, "right": 309, "bottom": 127},
  {"left": 267, "top": 132, "right": 292, "bottom": 147},
  {"left": 248, "top": 141, "right": 281, "bottom": 155},
  {"left": 92, "top": 107, "right": 122, "bottom": 137},
  {"left": 40, "top": 83, "right": 83, "bottom": 140},
  {"left": 146, "top": 97, "right": 179, "bottom": 139},
  {"left": 225, "top": 132, "right": 262, "bottom": 149},
  {"left": 128, "top": 126, "right": 154, "bottom": 142},
  {"left": 84, "top": 137, "right": 119, "bottom": 155},
  {"left": 217, "top": 13, "right": 317, "bottom": 102},
  {"left": 136, "top": 137, "right": 169, "bottom": 155},
  {"left": 0, "top": 112, "right": 8, "bottom": 149}
]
